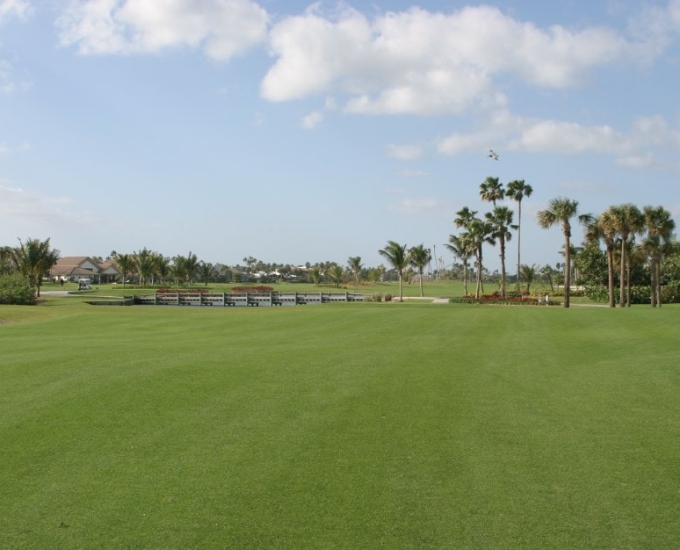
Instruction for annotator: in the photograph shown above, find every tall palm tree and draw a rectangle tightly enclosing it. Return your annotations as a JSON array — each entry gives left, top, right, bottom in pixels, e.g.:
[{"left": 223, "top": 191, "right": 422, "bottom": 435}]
[
  {"left": 485, "top": 205, "right": 515, "bottom": 298},
  {"left": 468, "top": 218, "right": 495, "bottom": 299},
  {"left": 408, "top": 244, "right": 432, "bottom": 297},
  {"left": 445, "top": 233, "right": 475, "bottom": 296},
  {"left": 347, "top": 256, "right": 363, "bottom": 287},
  {"left": 609, "top": 204, "right": 644, "bottom": 307},
  {"left": 114, "top": 253, "right": 135, "bottom": 288},
  {"left": 506, "top": 179, "right": 533, "bottom": 291},
  {"left": 537, "top": 197, "right": 591, "bottom": 308},
  {"left": 184, "top": 252, "right": 200, "bottom": 285},
  {"left": 585, "top": 211, "right": 618, "bottom": 307},
  {"left": 479, "top": 176, "right": 505, "bottom": 207},
  {"left": 378, "top": 241, "right": 409, "bottom": 302},
  {"left": 134, "top": 248, "right": 154, "bottom": 287},
  {"left": 643, "top": 206, "right": 676, "bottom": 307},
  {"left": 12, "top": 238, "right": 60, "bottom": 297}
]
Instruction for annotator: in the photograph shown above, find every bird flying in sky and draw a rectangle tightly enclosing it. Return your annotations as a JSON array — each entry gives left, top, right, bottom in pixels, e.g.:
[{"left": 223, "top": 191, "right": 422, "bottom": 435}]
[{"left": 488, "top": 149, "right": 499, "bottom": 160}]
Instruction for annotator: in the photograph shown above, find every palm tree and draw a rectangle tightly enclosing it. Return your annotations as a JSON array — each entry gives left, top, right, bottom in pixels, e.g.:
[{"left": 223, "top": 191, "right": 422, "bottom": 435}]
[
  {"left": 520, "top": 264, "right": 538, "bottom": 293},
  {"left": 328, "top": 263, "right": 344, "bottom": 287},
  {"left": 197, "top": 261, "right": 216, "bottom": 286},
  {"left": 134, "top": 248, "right": 154, "bottom": 287},
  {"left": 378, "top": 241, "right": 409, "bottom": 302},
  {"left": 445, "top": 233, "right": 475, "bottom": 296},
  {"left": 468, "top": 218, "right": 495, "bottom": 298},
  {"left": 479, "top": 176, "right": 504, "bottom": 206},
  {"left": 170, "top": 256, "right": 186, "bottom": 288},
  {"left": 347, "top": 256, "right": 363, "bottom": 287},
  {"left": 540, "top": 264, "right": 555, "bottom": 293},
  {"left": 184, "top": 252, "right": 200, "bottom": 285},
  {"left": 12, "top": 238, "right": 60, "bottom": 297},
  {"left": 506, "top": 179, "right": 533, "bottom": 291},
  {"left": 310, "top": 266, "right": 322, "bottom": 286},
  {"left": 643, "top": 206, "right": 676, "bottom": 307},
  {"left": 152, "top": 253, "right": 171, "bottom": 286},
  {"left": 408, "top": 244, "right": 432, "bottom": 297},
  {"left": 485, "top": 206, "right": 515, "bottom": 298},
  {"left": 585, "top": 211, "right": 618, "bottom": 307},
  {"left": 609, "top": 204, "right": 644, "bottom": 307},
  {"left": 114, "top": 253, "right": 135, "bottom": 288},
  {"left": 454, "top": 206, "right": 478, "bottom": 230},
  {"left": 537, "top": 197, "right": 591, "bottom": 308}
]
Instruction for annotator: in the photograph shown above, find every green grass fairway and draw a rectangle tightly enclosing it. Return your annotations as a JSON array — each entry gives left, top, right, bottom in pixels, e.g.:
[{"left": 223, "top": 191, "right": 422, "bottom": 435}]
[{"left": 1, "top": 300, "right": 679, "bottom": 548}]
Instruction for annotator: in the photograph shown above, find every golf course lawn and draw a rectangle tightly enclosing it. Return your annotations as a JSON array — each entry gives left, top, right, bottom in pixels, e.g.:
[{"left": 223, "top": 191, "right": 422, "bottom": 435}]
[{"left": 1, "top": 299, "right": 679, "bottom": 548}]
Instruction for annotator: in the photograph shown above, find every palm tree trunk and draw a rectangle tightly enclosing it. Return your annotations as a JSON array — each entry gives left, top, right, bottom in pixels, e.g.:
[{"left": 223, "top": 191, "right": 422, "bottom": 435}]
[
  {"left": 626, "top": 261, "right": 632, "bottom": 307},
  {"left": 607, "top": 247, "right": 615, "bottom": 308},
  {"left": 563, "top": 234, "right": 571, "bottom": 308},
  {"left": 619, "top": 237, "right": 627, "bottom": 306},
  {"left": 516, "top": 202, "right": 522, "bottom": 292},
  {"left": 655, "top": 257, "right": 662, "bottom": 308},
  {"left": 650, "top": 255, "right": 657, "bottom": 307},
  {"left": 398, "top": 271, "right": 403, "bottom": 302},
  {"left": 419, "top": 268, "right": 424, "bottom": 297},
  {"left": 500, "top": 237, "right": 506, "bottom": 298}
]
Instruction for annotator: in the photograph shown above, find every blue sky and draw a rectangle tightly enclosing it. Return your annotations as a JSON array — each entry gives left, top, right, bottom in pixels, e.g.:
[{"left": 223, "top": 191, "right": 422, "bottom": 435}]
[{"left": 1, "top": 0, "right": 679, "bottom": 271}]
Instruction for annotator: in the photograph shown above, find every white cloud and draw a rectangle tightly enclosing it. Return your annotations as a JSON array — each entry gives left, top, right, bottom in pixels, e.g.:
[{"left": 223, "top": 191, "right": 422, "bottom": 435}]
[
  {"left": 301, "top": 110, "right": 323, "bottom": 129},
  {"left": 56, "top": 0, "right": 269, "bottom": 60},
  {"left": 437, "top": 109, "right": 680, "bottom": 160},
  {"left": 261, "top": 4, "right": 648, "bottom": 115},
  {"left": 0, "top": 0, "right": 31, "bottom": 22},
  {"left": 387, "top": 144, "right": 423, "bottom": 161},
  {"left": 615, "top": 154, "right": 680, "bottom": 172},
  {"left": 0, "top": 183, "right": 96, "bottom": 228},
  {"left": 389, "top": 197, "right": 446, "bottom": 217}
]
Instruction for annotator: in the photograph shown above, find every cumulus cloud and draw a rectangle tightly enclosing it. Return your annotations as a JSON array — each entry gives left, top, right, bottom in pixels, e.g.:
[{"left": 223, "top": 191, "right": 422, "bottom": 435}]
[
  {"left": 0, "top": 0, "right": 31, "bottom": 22},
  {"left": 56, "top": 0, "right": 269, "bottom": 60},
  {"left": 387, "top": 144, "right": 423, "bottom": 161},
  {"left": 301, "top": 110, "right": 323, "bottom": 129},
  {"left": 436, "top": 109, "right": 680, "bottom": 161},
  {"left": 260, "top": 4, "right": 653, "bottom": 115}
]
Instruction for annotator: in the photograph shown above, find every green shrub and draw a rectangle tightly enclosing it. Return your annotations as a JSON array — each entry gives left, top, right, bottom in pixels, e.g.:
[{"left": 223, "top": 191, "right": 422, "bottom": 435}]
[
  {"left": 0, "top": 275, "right": 36, "bottom": 305},
  {"left": 372, "top": 293, "right": 383, "bottom": 302},
  {"left": 384, "top": 293, "right": 392, "bottom": 302}
]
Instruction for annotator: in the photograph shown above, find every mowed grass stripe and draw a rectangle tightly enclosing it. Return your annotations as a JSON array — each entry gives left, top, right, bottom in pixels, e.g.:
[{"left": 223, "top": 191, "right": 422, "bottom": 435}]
[{"left": 1, "top": 302, "right": 679, "bottom": 548}]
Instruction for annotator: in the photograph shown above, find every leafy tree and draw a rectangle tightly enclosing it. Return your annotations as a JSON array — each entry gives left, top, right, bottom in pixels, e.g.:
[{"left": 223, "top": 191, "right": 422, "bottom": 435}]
[
  {"left": 506, "top": 179, "right": 533, "bottom": 290},
  {"left": 378, "top": 241, "right": 409, "bottom": 302},
  {"left": 170, "top": 256, "right": 186, "bottom": 287},
  {"left": 347, "top": 256, "right": 363, "bottom": 286},
  {"left": 0, "top": 274, "right": 36, "bottom": 305},
  {"left": 537, "top": 197, "right": 591, "bottom": 308},
  {"left": 408, "top": 244, "right": 432, "bottom": 297},
  {"left": 479, "top": 176, "right": 504, "bottom": 206},
  {"left": 12, "top": 237, "right": 60, "bottom": 297},
  {"left": 0, "top": 246, "right": 16, "bottom": 275},
  {"left": 485, "top": 206, "right": 515, "bottom": 298}
]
